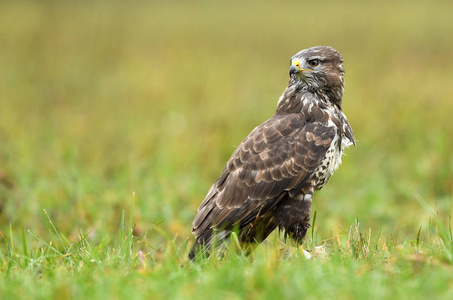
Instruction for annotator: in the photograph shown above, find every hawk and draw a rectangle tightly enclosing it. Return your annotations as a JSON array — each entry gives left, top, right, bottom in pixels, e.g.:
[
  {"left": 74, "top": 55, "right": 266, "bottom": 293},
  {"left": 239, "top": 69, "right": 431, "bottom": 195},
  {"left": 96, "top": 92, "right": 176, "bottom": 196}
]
[{"left": 189, "top": 46, "right": 354, "bottom": 259}]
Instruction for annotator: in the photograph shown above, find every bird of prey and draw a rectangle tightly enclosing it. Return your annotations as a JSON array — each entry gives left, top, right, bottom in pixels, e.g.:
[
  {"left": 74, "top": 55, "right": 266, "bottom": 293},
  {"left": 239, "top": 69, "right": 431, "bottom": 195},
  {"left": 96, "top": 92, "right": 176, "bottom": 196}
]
[{"left": 189, "top": 46, "right": 355, "bottom": 259}]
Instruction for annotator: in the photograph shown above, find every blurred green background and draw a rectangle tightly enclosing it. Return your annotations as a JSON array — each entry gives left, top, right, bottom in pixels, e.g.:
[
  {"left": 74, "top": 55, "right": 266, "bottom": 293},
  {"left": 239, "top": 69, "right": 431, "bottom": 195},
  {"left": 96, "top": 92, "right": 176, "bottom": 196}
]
[{"left": 0, "top": 0, "right": 452, "bottom": 247}]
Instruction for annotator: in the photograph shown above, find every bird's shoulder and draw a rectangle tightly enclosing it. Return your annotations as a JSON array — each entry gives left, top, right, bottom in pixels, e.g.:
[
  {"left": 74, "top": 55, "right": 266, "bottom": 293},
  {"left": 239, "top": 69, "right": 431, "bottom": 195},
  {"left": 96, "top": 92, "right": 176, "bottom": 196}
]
[{"left": 228, "top": 101, "right": 337, "bottom": 171}]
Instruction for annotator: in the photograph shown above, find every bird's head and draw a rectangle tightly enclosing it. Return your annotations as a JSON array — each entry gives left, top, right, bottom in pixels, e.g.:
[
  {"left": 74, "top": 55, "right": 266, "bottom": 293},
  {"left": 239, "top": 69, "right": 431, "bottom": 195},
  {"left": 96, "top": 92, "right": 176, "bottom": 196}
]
[{"left": 289, "top": 46, "right": 345, "bottom": 104}]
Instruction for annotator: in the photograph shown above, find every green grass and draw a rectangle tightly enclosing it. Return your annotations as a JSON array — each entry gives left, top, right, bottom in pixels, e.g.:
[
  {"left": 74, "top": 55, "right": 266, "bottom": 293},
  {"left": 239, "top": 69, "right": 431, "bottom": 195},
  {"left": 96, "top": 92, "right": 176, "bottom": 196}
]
[
  {"left": 1, "top": 209, "right": 453, "bottom": 299},
  {"left": 1, "top": 0, "right": 453, "bottom": 299}
]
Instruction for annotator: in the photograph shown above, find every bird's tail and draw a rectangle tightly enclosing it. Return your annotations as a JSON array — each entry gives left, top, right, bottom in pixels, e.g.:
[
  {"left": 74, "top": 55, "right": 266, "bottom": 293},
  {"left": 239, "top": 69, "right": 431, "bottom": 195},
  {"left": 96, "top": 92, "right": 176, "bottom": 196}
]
[
  {"left": 188, "top": 240, "right": 205, "bottom": 260},
  {"left": 188, "top": 229, "right": 231, "bottom": 260}
]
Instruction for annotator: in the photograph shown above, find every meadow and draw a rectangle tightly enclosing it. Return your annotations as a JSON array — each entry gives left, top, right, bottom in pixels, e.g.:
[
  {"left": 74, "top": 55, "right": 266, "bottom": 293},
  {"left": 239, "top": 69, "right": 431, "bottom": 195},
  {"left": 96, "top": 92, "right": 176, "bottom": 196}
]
[{"left": 1, "top": 0, "right": 453, "bottom": 299}]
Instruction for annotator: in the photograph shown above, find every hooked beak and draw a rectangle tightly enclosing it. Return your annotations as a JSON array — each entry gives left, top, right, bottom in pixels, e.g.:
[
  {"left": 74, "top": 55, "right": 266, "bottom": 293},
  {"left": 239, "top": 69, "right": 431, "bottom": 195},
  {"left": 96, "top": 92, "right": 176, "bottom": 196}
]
[
  {"left": 289, "top": 65, "right": 299, "bottom": 76},
  {"left": 289, "top": 58, "right": 312, "bottom": 76}
]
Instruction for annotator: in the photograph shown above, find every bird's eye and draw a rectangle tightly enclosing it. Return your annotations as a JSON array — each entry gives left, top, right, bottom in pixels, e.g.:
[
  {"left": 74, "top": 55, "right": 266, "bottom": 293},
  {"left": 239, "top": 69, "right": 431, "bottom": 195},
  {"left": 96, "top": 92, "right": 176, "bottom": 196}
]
[{"left": 308, "top": 59, "right": 319, "bottom": 67}]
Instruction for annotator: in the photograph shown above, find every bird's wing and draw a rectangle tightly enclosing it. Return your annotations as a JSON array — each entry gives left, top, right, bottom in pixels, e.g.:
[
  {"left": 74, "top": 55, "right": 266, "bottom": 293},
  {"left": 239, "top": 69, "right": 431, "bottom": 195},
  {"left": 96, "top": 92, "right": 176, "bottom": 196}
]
[{"left": 192, "top": 113, "right": 336, "bottom": 241}]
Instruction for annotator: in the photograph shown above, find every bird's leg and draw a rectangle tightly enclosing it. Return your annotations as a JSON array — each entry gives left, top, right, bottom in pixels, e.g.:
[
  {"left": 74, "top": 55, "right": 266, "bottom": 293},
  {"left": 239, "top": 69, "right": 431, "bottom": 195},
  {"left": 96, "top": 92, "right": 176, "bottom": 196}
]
[
  {"left": 274, "top": 190, "right": 313, "bottom": 243},
  {"left": 291, "top": 193, "right": 312, "bottom": 242},
  {"left": 299, "top": 193, "right": 312, "bottom": 241}
]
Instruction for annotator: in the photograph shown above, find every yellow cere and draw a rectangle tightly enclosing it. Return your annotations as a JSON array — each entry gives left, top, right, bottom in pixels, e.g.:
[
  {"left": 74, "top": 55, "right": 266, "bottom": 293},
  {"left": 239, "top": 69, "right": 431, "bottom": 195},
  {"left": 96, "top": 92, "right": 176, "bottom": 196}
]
[{"left": 291, "top": 58, "right": 312, "bottom": 72}]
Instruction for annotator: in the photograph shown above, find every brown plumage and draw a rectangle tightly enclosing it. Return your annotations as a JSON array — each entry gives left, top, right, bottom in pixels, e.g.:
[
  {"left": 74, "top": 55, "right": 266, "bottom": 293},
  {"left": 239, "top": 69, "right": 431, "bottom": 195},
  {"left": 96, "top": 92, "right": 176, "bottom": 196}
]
[{"left": 189, "top": 46, "right": 355, "bottom": 259}]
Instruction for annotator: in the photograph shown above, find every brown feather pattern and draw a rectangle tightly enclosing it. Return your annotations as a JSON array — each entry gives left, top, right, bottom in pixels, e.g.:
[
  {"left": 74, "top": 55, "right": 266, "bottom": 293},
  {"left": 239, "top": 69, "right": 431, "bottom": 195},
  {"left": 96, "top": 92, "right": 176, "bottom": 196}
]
[{"left": 189, "top": 46, "right": 354, "bottom": 259}]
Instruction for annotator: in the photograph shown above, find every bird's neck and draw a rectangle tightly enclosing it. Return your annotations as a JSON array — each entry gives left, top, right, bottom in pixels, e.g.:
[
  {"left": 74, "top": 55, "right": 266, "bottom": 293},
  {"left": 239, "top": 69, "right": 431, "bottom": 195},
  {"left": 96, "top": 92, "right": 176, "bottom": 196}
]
[{"left": 276, "top": 81, "right": 343, "bottom": 114}]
